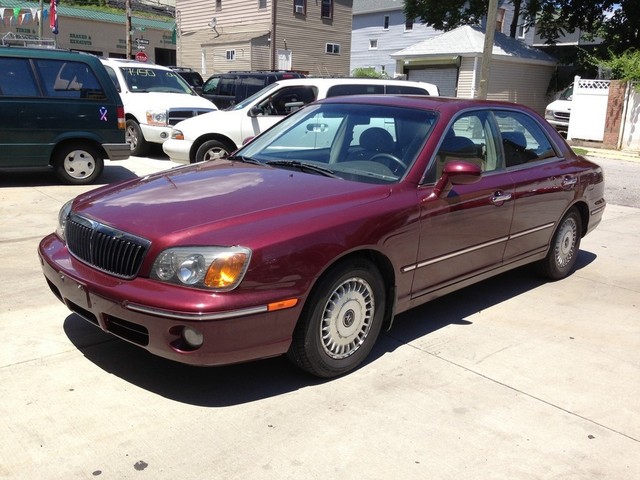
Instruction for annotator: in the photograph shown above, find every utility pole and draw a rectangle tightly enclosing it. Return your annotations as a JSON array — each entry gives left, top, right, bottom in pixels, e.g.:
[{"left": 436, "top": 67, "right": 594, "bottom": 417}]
[
  {"left": 39, "top": 0, "right": 43, "bottom": 39},
  {"left": 126, "top": 0, "right": 132, "bottom": 59},
  {"left": 478, "top": 0, "right": 499, "bottom": 99}
]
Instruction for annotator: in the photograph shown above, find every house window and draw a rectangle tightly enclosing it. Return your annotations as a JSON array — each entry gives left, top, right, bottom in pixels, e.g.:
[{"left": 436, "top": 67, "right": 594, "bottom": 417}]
[
  {"left": 369, "top": 39, "right": 378, "bottom": 50},
  {"left": 321, "top": 0, "right": 333, "bottom": 19},
  {"left": 294, "top": 0, "right": 306, "bottom": 15},
  {"left": 405, "top": 17, "right": 413, "bottom": 31},
  {"left": 383, "top": 15, "right": 389, "bottom": 30},
  {"left": 215, "top": 0, "right": 222, "bottom": 11},
  {"left": 326, "top": 43, "right": 340, "bottom": 55},
  {"left": 226, "top": 50, "right": 235, "bottom": 61},
  {"left": 517, "top": 23, "right": 527, "bottom": 39},
  {"left": 258, "top": 0, "right": 267, "bottom": 9}
]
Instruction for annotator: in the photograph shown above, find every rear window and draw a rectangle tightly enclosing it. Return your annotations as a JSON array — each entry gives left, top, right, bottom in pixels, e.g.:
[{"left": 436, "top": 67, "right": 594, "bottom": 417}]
[
  {"left": 385, "top": 85, "right": 429, "bottom": 95},
  {"left": 326, "top": 84, "right": 385, "bottom": 97}
]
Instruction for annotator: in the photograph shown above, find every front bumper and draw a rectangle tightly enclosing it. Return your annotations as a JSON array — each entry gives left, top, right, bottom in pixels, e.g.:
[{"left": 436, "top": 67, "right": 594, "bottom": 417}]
[
  {"left": 140, "top": 124, "right": 173, "bottom": 145},
  {"left": 38, "top": 234, "right": 299, "bottom": 366},
  {"left": 161, "top": 138, "right": 192, "bottom": 164}
]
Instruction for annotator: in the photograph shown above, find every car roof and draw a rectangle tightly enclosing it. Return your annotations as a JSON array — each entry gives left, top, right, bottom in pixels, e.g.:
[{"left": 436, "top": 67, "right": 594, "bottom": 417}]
[
  {"left": 0, "top": 46, "right": 100, "bottom": 62},
  {"left": 317, "top": 94, "right": 540, "bottom": 115},
  {"left": 100, "top": 57, "right": 172, "bottom": 71},
  {"left": 271, "top": 76, "right": 439, "bottom": 92}
]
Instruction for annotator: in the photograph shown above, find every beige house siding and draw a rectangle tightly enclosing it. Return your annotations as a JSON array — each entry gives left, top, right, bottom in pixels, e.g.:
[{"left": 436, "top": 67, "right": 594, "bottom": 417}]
[
  {"left": 456, "top": 57, "right": 478, "bottom": 98},
  {"left": 274, "top": 0, "right": 352, "bottom": 76},
  {"left": 175, "top": 0, "right": 352, "bottom": 77},
  {"left": 487, "top": 59, "right": 554, "bottom": 114}
]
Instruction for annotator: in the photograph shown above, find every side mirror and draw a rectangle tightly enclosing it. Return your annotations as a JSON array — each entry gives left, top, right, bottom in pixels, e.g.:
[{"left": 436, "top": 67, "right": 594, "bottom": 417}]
[
  {"left": 433, "top": 161, "right": 482, "bottom": 197},
  {"left": 249, "top": 106, "right": 262, "bottom": 117}
]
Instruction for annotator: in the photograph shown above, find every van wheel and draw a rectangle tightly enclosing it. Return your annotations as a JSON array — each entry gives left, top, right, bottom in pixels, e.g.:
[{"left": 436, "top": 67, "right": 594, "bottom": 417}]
[
  {"left": 53, "top": 143, "right": 104, "bottom": 185},
  {"left": 195, "top": 140, "right": 233, "bottom": 163},
  {"left": 125, "top": 119, "right": 150, "bottom": 156}
]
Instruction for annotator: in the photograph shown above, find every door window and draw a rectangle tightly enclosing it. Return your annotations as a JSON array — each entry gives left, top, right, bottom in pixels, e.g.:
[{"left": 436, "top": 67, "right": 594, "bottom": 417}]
[
  {"left": 0, "top": 58, "right": 39, "bottom": 96},
  {"left": 494, "top": 110, "right": 557, "bottom": 167}
]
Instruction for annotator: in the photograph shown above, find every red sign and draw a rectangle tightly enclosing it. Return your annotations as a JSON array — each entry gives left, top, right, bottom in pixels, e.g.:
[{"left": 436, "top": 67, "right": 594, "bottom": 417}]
[{"left": 135, "top": 51, "right": 148, "bottom": 63}]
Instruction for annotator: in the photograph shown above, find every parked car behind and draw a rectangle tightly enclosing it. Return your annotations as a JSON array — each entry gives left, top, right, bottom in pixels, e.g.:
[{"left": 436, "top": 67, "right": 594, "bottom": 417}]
[
  {"left": 39, "top": 95, "right": 605, "bottom": 378},
  {"left": 101, "top": 58, "right": 216, "bottom": 156},
  {"left": 168, "top": 66, "right": 205, "bottom": 93},
  {"left": 0, "top": 46, "right": 129, "bottom": 184},
  {"left": 163, "top": 77, "right": 440, "bottom": 163},
  {"left": 545, "top": 83, "right": 573, "bottom": 136},
  {"left": 201, "top": 70, "right": 306, "bottom": 109}
]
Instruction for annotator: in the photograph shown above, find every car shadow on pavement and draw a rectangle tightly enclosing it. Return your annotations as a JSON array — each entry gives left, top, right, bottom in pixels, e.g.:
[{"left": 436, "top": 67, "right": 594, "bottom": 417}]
[
  {"left": 63, "top": 250, "right": 596, "bottom": 407},
  {"left": 0, "top": 164, "right": 139, "bottom": 187}
]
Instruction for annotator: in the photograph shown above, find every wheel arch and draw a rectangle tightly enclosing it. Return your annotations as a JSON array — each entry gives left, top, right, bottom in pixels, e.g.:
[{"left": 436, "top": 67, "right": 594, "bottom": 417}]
[
  {"left": 303, "top": 249, "right": 397, "bottom": 332},
  {"left": 572, "top": 200, "right": 590, "bottom": 237},
  {"left": 50, "top": 138, "right": 106, "bottom": 167},
  {"left": 190, "top": 134, "right": 237, "bottom": 162}
]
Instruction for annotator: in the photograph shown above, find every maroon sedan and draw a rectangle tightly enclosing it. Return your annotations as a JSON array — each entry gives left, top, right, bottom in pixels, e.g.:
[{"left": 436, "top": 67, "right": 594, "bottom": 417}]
[{"left": 39, "top": 96, "right": 606, "bottom": 377}]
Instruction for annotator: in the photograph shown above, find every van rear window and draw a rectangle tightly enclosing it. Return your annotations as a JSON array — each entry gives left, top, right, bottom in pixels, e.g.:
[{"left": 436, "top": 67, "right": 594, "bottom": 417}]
[{"left": 35, "top": 60, "right": 107, "bottom": 100}]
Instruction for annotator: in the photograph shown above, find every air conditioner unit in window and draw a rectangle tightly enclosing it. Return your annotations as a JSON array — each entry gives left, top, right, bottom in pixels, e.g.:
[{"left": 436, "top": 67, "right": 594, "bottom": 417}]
[{"left": 295, "top": 5, "right": 304, "bottom": 14}]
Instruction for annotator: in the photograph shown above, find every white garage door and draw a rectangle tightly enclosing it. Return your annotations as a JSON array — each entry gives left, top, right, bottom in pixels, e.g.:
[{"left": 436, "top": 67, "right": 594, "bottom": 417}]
[{"left": 408, "top": 67, "right": 458, "bottom": 97}]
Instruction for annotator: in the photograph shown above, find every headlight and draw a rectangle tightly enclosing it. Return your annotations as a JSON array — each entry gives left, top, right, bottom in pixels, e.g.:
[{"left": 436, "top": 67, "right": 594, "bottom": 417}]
[
  {"left": 146, "top": 110, "right": 168, "bottom": 126},
  {"left": 56, "top": 199, "right": 73, "bottom": 240},
  {"left": 170, "top": 129, "right": 184, "bottom": 140},
  {"left": 150, "top": 246, "right": 252, "bottom": 291}
]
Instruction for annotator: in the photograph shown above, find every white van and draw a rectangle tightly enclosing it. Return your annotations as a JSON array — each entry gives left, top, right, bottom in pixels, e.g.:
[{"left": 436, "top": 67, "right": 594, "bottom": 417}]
[
  {"left": 101, "top": 58, "right": 216, "bottom": 156},
  {"left": 544, "top": 84, "right": 573, "bottom": 136},
  {"left": 162, "top": 77, "right": 439, "bottom": 164}
]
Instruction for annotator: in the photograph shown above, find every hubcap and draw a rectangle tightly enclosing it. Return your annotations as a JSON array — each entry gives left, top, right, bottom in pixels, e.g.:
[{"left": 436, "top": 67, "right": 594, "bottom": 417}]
[
  {"left": 555, "top": 217, "right": 577, "bottom": 268},
  {"left": 126, "top": 126, "right": 138, "bottom": 150},
  {"left": 63, "top": 150, "right": 95, "bottom": 179},
  {"left": 203, "top": 147, "right": 227, "bottom": 161},
  {"left": 320, "top": 277, "right": 375, "bottom": 359}
]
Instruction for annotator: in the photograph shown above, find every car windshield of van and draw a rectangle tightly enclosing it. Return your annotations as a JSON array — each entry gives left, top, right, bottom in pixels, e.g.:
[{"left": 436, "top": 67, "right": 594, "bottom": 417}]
[
  {"left": 230, "top": 82, "right": 280, "bottom": 110},
  {"left": 120, "top": 67, "right": 194, "bottom": 94},
  {"left": 236, "top": 102, "right": 437, "bottom": 184}
]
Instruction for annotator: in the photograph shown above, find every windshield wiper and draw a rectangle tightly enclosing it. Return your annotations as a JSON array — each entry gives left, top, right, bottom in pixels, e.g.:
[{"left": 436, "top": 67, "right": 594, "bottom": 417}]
[
  {"left": 227, "top": 155, "right": 261, "bottom": 165},
  {"left": 266, "top": 160, "right": 339, "bottom": 178}
]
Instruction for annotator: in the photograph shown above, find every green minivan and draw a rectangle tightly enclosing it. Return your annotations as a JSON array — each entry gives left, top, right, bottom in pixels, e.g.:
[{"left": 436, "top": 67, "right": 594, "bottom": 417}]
[{"left": 0, "top": 46, "right": 129, "bottom": 184}]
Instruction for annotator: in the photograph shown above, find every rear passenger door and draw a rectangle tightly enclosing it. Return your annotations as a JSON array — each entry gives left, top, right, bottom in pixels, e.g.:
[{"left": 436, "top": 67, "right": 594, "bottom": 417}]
[{"left": 495, "top": 110, "right": 580, "bottom": 263}]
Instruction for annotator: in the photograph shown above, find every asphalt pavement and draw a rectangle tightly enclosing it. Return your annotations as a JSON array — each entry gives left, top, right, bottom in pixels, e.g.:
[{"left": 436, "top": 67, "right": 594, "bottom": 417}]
[{"left": 1, "top": 149, "right": 639, "bottom": 479}]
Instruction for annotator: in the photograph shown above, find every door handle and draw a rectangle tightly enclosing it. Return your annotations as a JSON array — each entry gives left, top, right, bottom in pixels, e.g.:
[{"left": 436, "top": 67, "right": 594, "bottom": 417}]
[
  {"left": 490, "top": 191, "right": 512, "bottom": 205},
  {"left": 562, "top": 176, "right": 578, "bottom": 189}
]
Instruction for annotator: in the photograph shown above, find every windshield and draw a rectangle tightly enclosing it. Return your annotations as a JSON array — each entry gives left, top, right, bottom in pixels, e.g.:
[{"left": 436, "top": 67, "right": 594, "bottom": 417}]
[
  {"left": 230, "top": 82, "right": 280, "bottom": 110},
  {"left": 237, "top": 102, "right": 438, "bottom": 184},
  {"left": 559, "top": 84, "right": 573, "bottom": 101},
  {"left": 120, "top": 67, "right": 195, "bottom": 94}
]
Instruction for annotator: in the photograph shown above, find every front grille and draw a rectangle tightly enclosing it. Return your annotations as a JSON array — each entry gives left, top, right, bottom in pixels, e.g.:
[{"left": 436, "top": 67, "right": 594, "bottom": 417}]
[
  {"left": 555, "top": 111, "right": 570, "bottom": 120},
  {"left": 65, "top": 214, "right": 151, "bottom": 279},
  {"left": 168, "top": 107, "right": 215, "bottom": 126}
]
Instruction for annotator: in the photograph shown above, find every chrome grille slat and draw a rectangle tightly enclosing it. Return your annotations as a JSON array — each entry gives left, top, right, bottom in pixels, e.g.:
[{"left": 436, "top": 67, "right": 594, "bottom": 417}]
[{"left": 65, "top": 214, "right": 151, "bottom": 279}]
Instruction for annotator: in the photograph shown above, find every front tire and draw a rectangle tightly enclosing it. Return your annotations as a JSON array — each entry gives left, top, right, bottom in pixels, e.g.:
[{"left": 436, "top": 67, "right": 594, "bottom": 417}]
[
  {"left": 288, "top": 259, "right": 386, "bottom": 378},
  {"left": 537, "top": 208, "right": 582, "bottom": 280},
  {"left": 194, "top": 139, "right": 234, "bottom": 163},
  {"left": 53, "top": 143, "right": 104, "bottom": 185},
  {"left": 125, "top": 119, "right": 150, "bottom": 157}
]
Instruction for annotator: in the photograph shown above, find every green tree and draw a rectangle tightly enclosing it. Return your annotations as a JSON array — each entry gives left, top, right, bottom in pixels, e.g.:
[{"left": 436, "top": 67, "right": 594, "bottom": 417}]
[{"left": 404, "top": 0, "right": 638, "bottom": 55}]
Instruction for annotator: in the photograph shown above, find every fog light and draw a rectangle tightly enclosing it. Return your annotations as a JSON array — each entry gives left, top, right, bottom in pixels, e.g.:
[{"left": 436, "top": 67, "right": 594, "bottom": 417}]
[
  {"left": 160, "top": 132, "right": 168, "bottom": 139},
  {"left": 182, "top": 327, "right": 204, "bottom": 348}
]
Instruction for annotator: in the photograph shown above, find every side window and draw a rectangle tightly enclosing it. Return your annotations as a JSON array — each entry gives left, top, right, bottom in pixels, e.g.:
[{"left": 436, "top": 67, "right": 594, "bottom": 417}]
[
  {"left": 218, "top": 76, "right": 236, "bottom": 96},
  {"left": 239, "top": 76, "right": 268, "bottom": 100},
  {"left": 427, "top": 111, "right": 500, "bottom": 183},
  {"left": 103, "top": 65, "right": 120, "bottom": 92},
  {"left": 495, "top": 110, "right": 557, "bottom": 168},
  {"left": 260, "top": 86, "right": 317, "bottom": 116},
  {"left": 326, "top": 84, "right": 384, "bottom": 97},
  {"left": 36, "top": 60, "right": 106, "bottom": 99},
  {"left": 0, "top": 58, "right": 39, "bottom": 96},
  {"left": 202, "top": 76, "right": 220, "bottom": 95}
]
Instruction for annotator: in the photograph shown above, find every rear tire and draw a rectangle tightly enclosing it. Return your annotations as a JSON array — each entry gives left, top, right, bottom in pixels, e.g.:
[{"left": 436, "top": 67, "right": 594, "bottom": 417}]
[
  {"left": 536, "top": 208, "right": 582, "bottom": 280},
  {"left": 195, "top": 139, "right": 233, "bottom": 163},
  {"left": 53, "top": 143, "right": 104, "bottom": 185},
  {"left": 125, "top": 119, "right": 150, "bottom": 157},
  {"left": 287, "top": 259, "right": 385, "bottom": 378}
]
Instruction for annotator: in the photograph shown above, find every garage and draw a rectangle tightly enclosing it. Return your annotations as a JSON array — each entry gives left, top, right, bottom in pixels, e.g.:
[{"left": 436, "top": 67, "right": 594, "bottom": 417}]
[{"left": 407, "top": 66, "right": 458, "bottom": 97}]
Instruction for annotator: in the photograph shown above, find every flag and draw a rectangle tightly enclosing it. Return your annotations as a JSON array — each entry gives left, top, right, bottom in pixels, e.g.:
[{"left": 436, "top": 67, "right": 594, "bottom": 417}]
[{"left": 50, "top": 0, "right": 58, "bottom": 34}]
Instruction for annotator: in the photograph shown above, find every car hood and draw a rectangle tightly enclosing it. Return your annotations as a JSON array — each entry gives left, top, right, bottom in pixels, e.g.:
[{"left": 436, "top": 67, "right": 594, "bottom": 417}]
[
  {"left": 172, "top": 109, "right": 242, "bottom": 138},
  {"left": 546, "top": 99, "right": 571, "bottom": 112},
  {"left": 72, "top": 160, "right": 390, "bottom": 246}
]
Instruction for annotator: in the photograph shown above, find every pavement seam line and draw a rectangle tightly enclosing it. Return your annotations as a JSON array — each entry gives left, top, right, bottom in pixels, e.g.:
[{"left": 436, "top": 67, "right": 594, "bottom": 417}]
[{"left": 384, "top": 333, "right": 640, "bottom": 444}]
